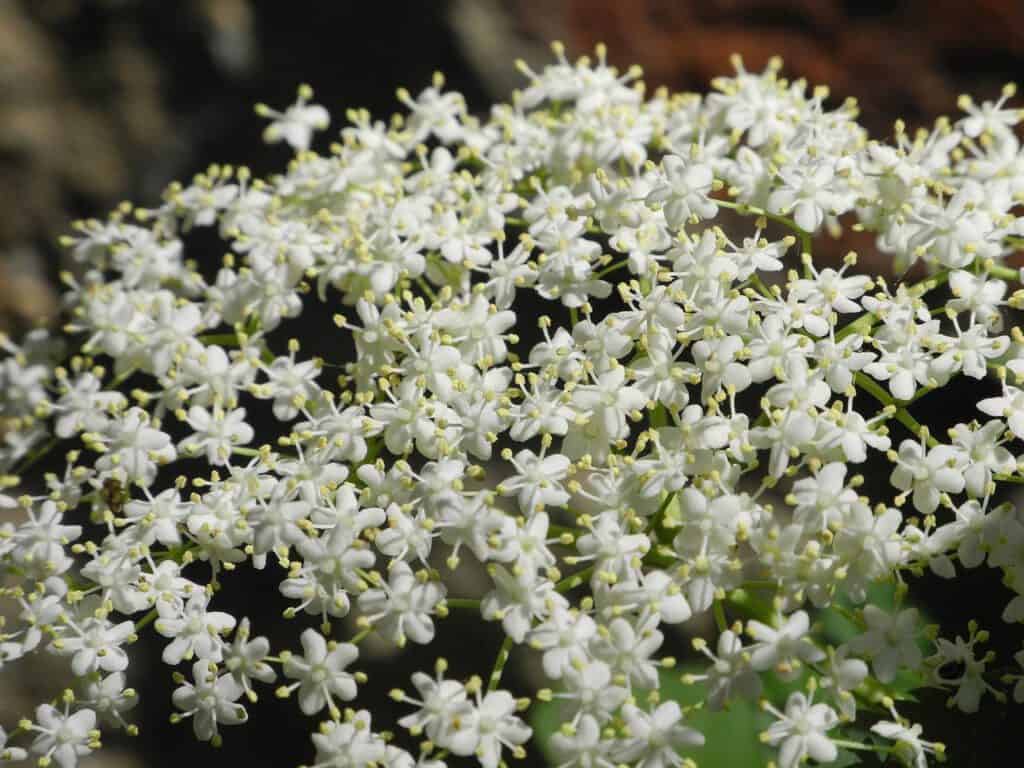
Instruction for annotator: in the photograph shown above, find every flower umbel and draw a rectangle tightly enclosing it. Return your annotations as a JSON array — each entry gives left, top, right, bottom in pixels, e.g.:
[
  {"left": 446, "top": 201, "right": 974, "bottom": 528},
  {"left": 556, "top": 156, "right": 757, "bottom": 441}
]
[{"left": 2, "top": 41, "right": 1024, "bottom": 768}]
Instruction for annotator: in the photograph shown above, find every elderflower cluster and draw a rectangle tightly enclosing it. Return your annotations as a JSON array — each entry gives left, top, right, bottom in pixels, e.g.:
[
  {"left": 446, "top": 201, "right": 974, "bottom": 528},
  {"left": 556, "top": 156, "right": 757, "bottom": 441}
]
[{"left": 3, "top": 41, "right": 1024, "bottom": 768}]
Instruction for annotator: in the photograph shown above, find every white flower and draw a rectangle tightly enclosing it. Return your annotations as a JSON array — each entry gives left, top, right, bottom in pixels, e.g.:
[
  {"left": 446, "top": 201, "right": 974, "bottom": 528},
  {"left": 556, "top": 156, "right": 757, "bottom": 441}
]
[
  {"left": 258, "top": 85, "right": 329, "bottom": 151},
  {"left": 28, "top": 704, "right": 99, "bottom": 768},
  {"left": 930, "top": 321, "right": 1008, "bottom": 382},
  {"left": 1011, "top": 645, "right": 1024, "bottom": 703},
  {"left": 747, "top": 610, "right": 826, "bottom": 679},
  {"left": 223, "top": 618, "right": 277, "bottom": 699},
  {"left": 833, "top": 502, "right": 904, "bottom": 601},
  {"left": 560, "top": 658, "right": 630, "bottom": 721},
  {"left": 155, "top": 591, "right": 236, "bottom": 665},
  {"left": 396, "top": 666, "right": 472, "bottom": 745},
  {"left": 646, "top": 154, "right": 719, "bottom": 228},
  {"left": 310, "top": 710, "right": 387, "bottom": 768},
  {"left": 949, "top": 420, "right": 1016, "bottom": 498},
  {"left": 281, "top": 628, "right": 360, "bottom": 716},
  {"left": 870, "top": 717, "right": 944, "bottom": 768},
  {"left": 817, "top": 647, "right": 868, "bottom": 721},
  {"left": 55, "top": 610, "right": 134, "bottom": 677},
  {"left": 435, "top": 294, "right": 517, "bottom": 365},
  {"left": 510, "top": 376, "right": 576, "bottom": 441},
  {"left": 761, "top": 691, "right": 839, "bottom": 768},
  {"left": 958, "top": 87, "right": 1021, "bottom": 140},
  {"left": 510, "top": 510, "right": 558, "bottom": 572},
  {"left": 824, "top": 400, "right": 891, "bottom": 463},
  {"left": 812, "top": 333, "right": 875, "bottom": 393},
  {"left": 574, "top": 514, "right": 651, "bottom": 583},
  {"left": 615, "top": 701, "right": 704, "bottom": 767},
  {"left": 528, "top": 605, "right": 597, "bottom": 679},
  {"left": 484, "top": 240, "right": 536, "bottom": 309},
  {"left": 398, "top": 79, "right": 466, "bottom": 144},
  {"left": 978, "top": 384, "right": 1024, "bottom": 440},
  {"left": 789, "top": 261, "right": 872, "bottom": 318},
  {"left": 847, "top": 605, "right": 922, "bottom": 682},
  {"left": 374, "top": 503, "right": 435, "bottom": 566},
  {"left": 92, "top": 407, "right": 176, "bottom": 487},
  {"left": 888, "top": 439, "right": 966, "bottom": 514},
  {"left": 259, "top": 351, "right": 322, "bottom": 421},
  {"left": 53, "top": 372, "right": 126, "bottom": 439},
  {"left": 497, "top": 448, "right": 572, "bottom": 513},
  {"left": 83, "top": 672, "right": 137, "bottom": 730},
  {"left": 926, "top": 624, "right": 997, "bottom": 713},
  {"left": 768, "top": 161, "right": 838, "bottom": 233},
  {"left": 10, "top": 500, "right": 81, "bottom": 575},
  {"left": 908, "top": 181, "right": 1000, "bottom": 269},
  {"left": 691, "top": 334, "right": 752, "bottom": 402},
  {"left": 453, "top": 689, "right": 532, "bottom": 768},
  {"left": 788, "top": 461, "right": 858, "bottom": 533},
  {"left": 172, "top": 661, "right": 248, "bottom": 743},
  {"left": 689, "top": 630, "right": 762, "bottom": 709},
  {"left": 571, "top": 365, "right": 648, "bottom": 442},
  {"left": 947, "top": 270, "right": 1006, "bottom": 330},
  {"left": 178, "top": 405, "right": 254, "bottom": 465},
  {"left": 750, "top": 407, "right": 818, "bottom": 478},
  {"left": 358, "top": 561, "right": 445, "bottom": 646},
  {"left": 549, "top": 715, "right": 613, "bottom": 768},
  {"left": 590, "top": 617, "right": 663, "bottom": 690},
  {"left": 481, "top": 564, "right": 564, "bottom": 643},
  {"left": 930, "top": 499, "right": 990, "bottom": 574}
]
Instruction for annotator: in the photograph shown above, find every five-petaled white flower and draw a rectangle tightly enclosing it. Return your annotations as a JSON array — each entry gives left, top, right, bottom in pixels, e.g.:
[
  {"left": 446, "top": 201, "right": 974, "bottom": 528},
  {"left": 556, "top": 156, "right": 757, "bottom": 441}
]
[{"left": 281, "top": 628, "right": 360, "bottom": 717}]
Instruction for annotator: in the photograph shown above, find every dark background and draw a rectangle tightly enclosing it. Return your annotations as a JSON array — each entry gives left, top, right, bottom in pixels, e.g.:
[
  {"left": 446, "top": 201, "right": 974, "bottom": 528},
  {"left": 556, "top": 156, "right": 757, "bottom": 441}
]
[{"left": 1, "top": 2, "right": 1022, "bottom": 766}]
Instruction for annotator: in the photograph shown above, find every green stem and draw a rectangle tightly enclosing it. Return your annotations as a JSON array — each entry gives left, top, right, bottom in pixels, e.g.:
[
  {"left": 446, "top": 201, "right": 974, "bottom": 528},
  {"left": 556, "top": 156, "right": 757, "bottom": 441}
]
[
  {"left": 834, "top": 312, "right": 876, "bottom": 342},
  {"left": 854, "top": 372, "right": 934, "bottom": 446},
  {"left": 986, "top": 264, "right": 1019, "bottom": 281},
  {"left": 198, "top": 333, "right": 240, "bottom": 347},
  {"left": 445, "top": 598, "right": 481, "bottom": 611},
  {"left": 750, "top": 274, "right": 775, "bottom": 299},
  {"left": 555, "top": 565, "right": 594, "bottom": 593},
  {"left": 650, "top": 491, "right": 677, "bottom": 546},
  {"left": 134, "top": 607, "right": 159, "bottom": 632},
  {"left": 800, "top": 230, "right": 813, "bottom": 263},
  {"left": 487, "top": 636, "right": 514, "bottom": 692},
  {"left": 713, "top": 600, "right": 728, "bottom": 633},
  {"left": 832, "top": 739, "right": 895, "bottom": 755},
  {"left": 352, "top": 626, "right": 373, "bottom": 645},
  {"left": 13, "top": 436, "right": 59, "bottom": 477},
  {"left": 715, "top": 198, "right": 804, "bottom": 235},
  {"left": 416, "top": 277, "right": 437, "bottom": 302},
  {"left": 596, "top": 260, "right": 631, "bottom": 280},
  {"left": 856, "top": 371, "right": 1024, "bottom": 485},
  {"left": 110, "top": 367, "right": 138, "bottom": 389}
]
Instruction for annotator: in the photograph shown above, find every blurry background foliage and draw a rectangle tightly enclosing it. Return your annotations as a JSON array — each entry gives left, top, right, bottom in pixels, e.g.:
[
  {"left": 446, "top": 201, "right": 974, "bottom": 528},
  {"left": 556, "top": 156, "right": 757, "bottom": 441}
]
[{"left": 1, "top": 1, "right": 1023, "bottom": 767}]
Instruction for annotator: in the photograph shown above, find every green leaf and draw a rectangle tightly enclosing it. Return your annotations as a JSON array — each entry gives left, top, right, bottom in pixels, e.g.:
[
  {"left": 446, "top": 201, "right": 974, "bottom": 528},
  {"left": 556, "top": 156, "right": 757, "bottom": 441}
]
[{"left": 658, "top": 669, "right": 771, "bottom": 767}]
